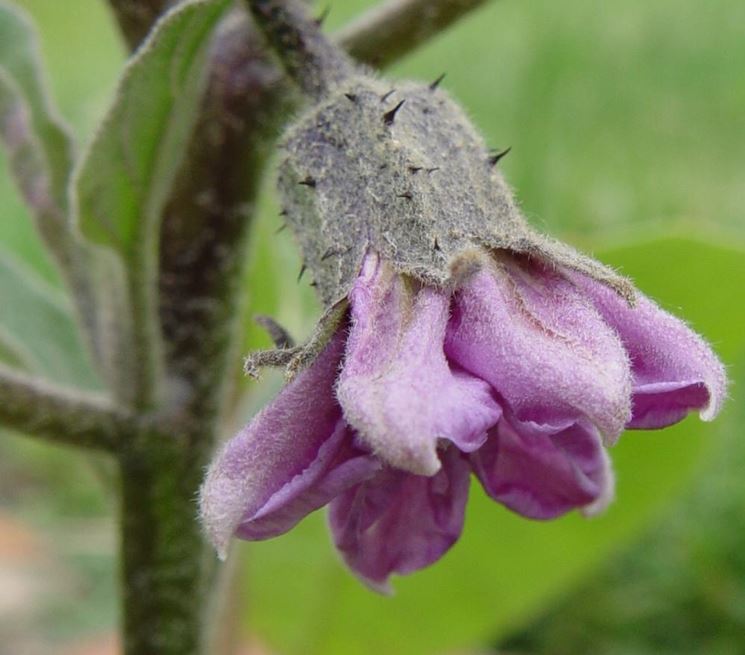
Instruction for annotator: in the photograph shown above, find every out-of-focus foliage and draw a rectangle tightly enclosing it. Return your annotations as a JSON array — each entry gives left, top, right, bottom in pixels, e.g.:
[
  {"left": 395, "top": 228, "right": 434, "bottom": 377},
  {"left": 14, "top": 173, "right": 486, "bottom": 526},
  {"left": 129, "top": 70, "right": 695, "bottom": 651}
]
[
  {"left": 0, "top": 250, "right": 95, "bottom": 385},
  {"left": 0, "top": 0, "right": 123, "bottom": 283},
  {"left": 75, "top": 0, "right": 230, "bottom": 259},
  {"left": 0, "top": 0, "right": 742, "bottom": 654},
  {"left": 0, "top": 2, "right": 74, "bottom": 215}
]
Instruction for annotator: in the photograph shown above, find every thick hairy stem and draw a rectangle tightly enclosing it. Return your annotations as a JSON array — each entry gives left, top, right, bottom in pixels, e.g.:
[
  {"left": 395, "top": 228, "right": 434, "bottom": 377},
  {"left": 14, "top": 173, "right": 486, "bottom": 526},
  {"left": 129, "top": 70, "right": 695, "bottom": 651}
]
[
  {"left": 243, "top": 0, "right": 354, "bottom": 98},
  {"left": 338, "top": 0, "right": 490, "bottom": 69},
  {"left": 119, "top": 436, "right": 219, "bottom": 655},
  {"left": 107, "top": 0, "right": 175, "bottom": 50},
  {"left": 0, "top": 364, "right": 129, "bottom": 451},
  {"left": 116, "top": 13, "right": 294, "bottom": 655},
  {"left": 159, "top": 10, "right": 292, "bottom": 427},
  {"left": 125, "top": 246, "right": 163, "bottom": 411}
]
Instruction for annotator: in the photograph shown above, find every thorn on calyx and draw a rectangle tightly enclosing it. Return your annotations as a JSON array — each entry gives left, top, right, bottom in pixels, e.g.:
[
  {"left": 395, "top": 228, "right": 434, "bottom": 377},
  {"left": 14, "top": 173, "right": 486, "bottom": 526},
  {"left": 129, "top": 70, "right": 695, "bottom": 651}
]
[
  {"left": 383, "top": 100, "right": 406, "bottom": 126},
  {"left": 279, "top": 209, "right": 288, "bottom": 216},
  {"left": 397, "top": 192, "right": 413, "bottom": 200},
  {"left": 488, "top": 147, "right": 512, "bottom": 167},
  {"left": 299, "top": 176, "right": 317, "bottom": 188},
  {"left": 380, "top": 89, "right": 395, "bottom": 103},
  {"left": 429, "top": 73, "right": 446, "bottom": 91},
  {"left": 320, "top": 246, "right": 352, "bottom": 264},
  {"left": 297, "top": 264, "right": 307, "bottom": 282},
  {"left": 426, "top": 167, "right": 440, "bottom": 174},
  {"left": 344, "top": 93, "right": 358, "bottom": 103},
  {"left": 315, "top": 6, "right": 331, "bottom": 26},
  {"left": 434, "top": 237, "right": 441, "bottom": 251},
  {"left": 408, "top": 166, "right": 423, "bottom": 174},
  {"left": 275, "top": 223, "right": 287, "bottom": 234}
]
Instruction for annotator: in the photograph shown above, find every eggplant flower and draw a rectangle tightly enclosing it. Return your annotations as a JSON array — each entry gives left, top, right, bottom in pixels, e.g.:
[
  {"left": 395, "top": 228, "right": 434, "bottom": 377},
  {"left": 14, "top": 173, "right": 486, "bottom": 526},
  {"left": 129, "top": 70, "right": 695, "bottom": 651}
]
[
  {"left": 201, "top": 0, "right": 727, "bottom": 591},
  {"left": 200, "top": 250, "right": 725, "bottom": 591}
]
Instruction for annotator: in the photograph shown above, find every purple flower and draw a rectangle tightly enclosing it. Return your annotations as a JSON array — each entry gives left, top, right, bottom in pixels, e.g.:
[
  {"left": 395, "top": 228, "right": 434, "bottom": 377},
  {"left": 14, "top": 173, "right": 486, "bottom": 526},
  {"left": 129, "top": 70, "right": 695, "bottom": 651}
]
[{"left": 200, "top": 251, "right": 726, "bottom": 591}]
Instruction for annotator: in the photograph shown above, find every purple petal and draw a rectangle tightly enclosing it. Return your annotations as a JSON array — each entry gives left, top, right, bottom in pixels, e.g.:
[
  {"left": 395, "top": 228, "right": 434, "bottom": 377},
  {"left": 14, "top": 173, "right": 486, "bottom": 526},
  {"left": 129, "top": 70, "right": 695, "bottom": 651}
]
[
  {"left": 570, "top": 272, "right": 727, "bottom": 428},
  {"left": 337, "top": 253, "right": 501, "bottom": 475},
  {"left": 446, "top": 256, "right": 632, "bottom": 444},
  {"left": 236, "top": 422, "right": 381, "bottom": 540},
  {"left": 328, "top": 446, "right": 470, "bottom": 592},
  {"left": 470, "top": 416, "right": 614, "bottom": 520},
  {"left": 200, "top": 331, "right": 349, "bottom": 557}
]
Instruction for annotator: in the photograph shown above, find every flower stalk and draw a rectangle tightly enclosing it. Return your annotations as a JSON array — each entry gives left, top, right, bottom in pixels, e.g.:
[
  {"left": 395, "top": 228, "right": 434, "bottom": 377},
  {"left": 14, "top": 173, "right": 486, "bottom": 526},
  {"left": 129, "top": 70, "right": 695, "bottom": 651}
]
[
  {"left": 245, "top": 0, "right": 355, "bottom": 98},
  {"left": 338, "top": 0, "right": 491, "bottom": 68}
]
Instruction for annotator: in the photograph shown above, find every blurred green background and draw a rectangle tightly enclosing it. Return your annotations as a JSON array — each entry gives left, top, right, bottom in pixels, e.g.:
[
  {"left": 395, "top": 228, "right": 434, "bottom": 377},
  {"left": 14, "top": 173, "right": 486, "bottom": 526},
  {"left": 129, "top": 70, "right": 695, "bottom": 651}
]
[{"left": 0, "top": 0, "right": 743, "bottom": 654}]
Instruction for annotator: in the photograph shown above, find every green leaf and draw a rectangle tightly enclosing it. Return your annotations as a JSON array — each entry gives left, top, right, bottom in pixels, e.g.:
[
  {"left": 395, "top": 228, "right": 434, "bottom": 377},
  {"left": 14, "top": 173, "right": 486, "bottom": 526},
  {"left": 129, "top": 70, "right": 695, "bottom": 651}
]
[
  {"left": 0, "top": 70, "right": 66, "bottom": 225},
  {"left": 0, "top": 0, "right": 74, "bottom": 213},
  {"left": 244, "top": 237, "right": 745, "bottom": 655},
  {"left": 74, "top": 0, "right": 231, "bottom": 259},
  {"left": 0, "top": 3, "right": 114, "bottom": 376},
  {"left": 0, "top": 247, "right": 97, "bottom": 387},
  {"left": 0, "top": 331, "right": 25, "bottom": 368},
  {"left": 0, "top": 75, "right": 121, "bottom": 383}
]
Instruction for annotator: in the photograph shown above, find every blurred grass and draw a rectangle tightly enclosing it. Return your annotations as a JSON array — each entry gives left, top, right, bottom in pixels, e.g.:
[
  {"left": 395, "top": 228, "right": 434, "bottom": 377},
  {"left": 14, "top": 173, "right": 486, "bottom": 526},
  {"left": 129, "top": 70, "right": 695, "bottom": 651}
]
[{"left": 0, "top": 0, "right": 743, "bottom": 653}]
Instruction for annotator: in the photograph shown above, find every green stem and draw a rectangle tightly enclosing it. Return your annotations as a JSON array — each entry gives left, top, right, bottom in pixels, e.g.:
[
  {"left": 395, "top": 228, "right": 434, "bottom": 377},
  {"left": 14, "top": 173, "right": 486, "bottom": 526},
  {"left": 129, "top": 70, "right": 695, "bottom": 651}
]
[
  {"left": 125, "top": 244, "right": 163, "bottom": 411},
  {"left": 0, "top": 364, "right": 129, "bottom": 451},
  {"left": 243, "top": 0, "right": 354, "bottom": 99},
  {"left": 125, "top": 11, "right": 293, "bottom": 654},
  {"left": 119, "top": 434, "right": 218, "bottom": 655},
  {"left": 338, "top": 0, "right": 491, "bottom": 69}
]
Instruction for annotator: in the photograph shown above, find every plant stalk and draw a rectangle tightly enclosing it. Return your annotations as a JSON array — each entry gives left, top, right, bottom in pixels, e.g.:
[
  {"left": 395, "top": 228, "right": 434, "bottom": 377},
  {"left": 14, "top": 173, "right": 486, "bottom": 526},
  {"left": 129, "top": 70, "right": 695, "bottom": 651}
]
[
  {"left": 122, "top": 9, "right": 293, "bottom": 654},
  {"left": 338, "top": 0, "right": 491, "bottom": 69},
  {"left": 119, "top": 434, "right": 219, "bottom": 655},
  {"left": 0, "top": 364, "right": 129, "bottom": 451}
]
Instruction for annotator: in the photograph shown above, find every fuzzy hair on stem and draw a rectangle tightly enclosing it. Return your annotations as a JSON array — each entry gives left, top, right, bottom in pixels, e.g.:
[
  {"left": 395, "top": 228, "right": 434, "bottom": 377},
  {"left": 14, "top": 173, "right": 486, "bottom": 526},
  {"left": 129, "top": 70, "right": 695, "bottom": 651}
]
[
  {"left": 244, "top": 0, "right": 355, "bottom": 99},
  {"left": 0, "top": 364, "right": 131, "bottom": 452},
  {"left": 338, "top": 0, "right": 491, "bottom": 69}
]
